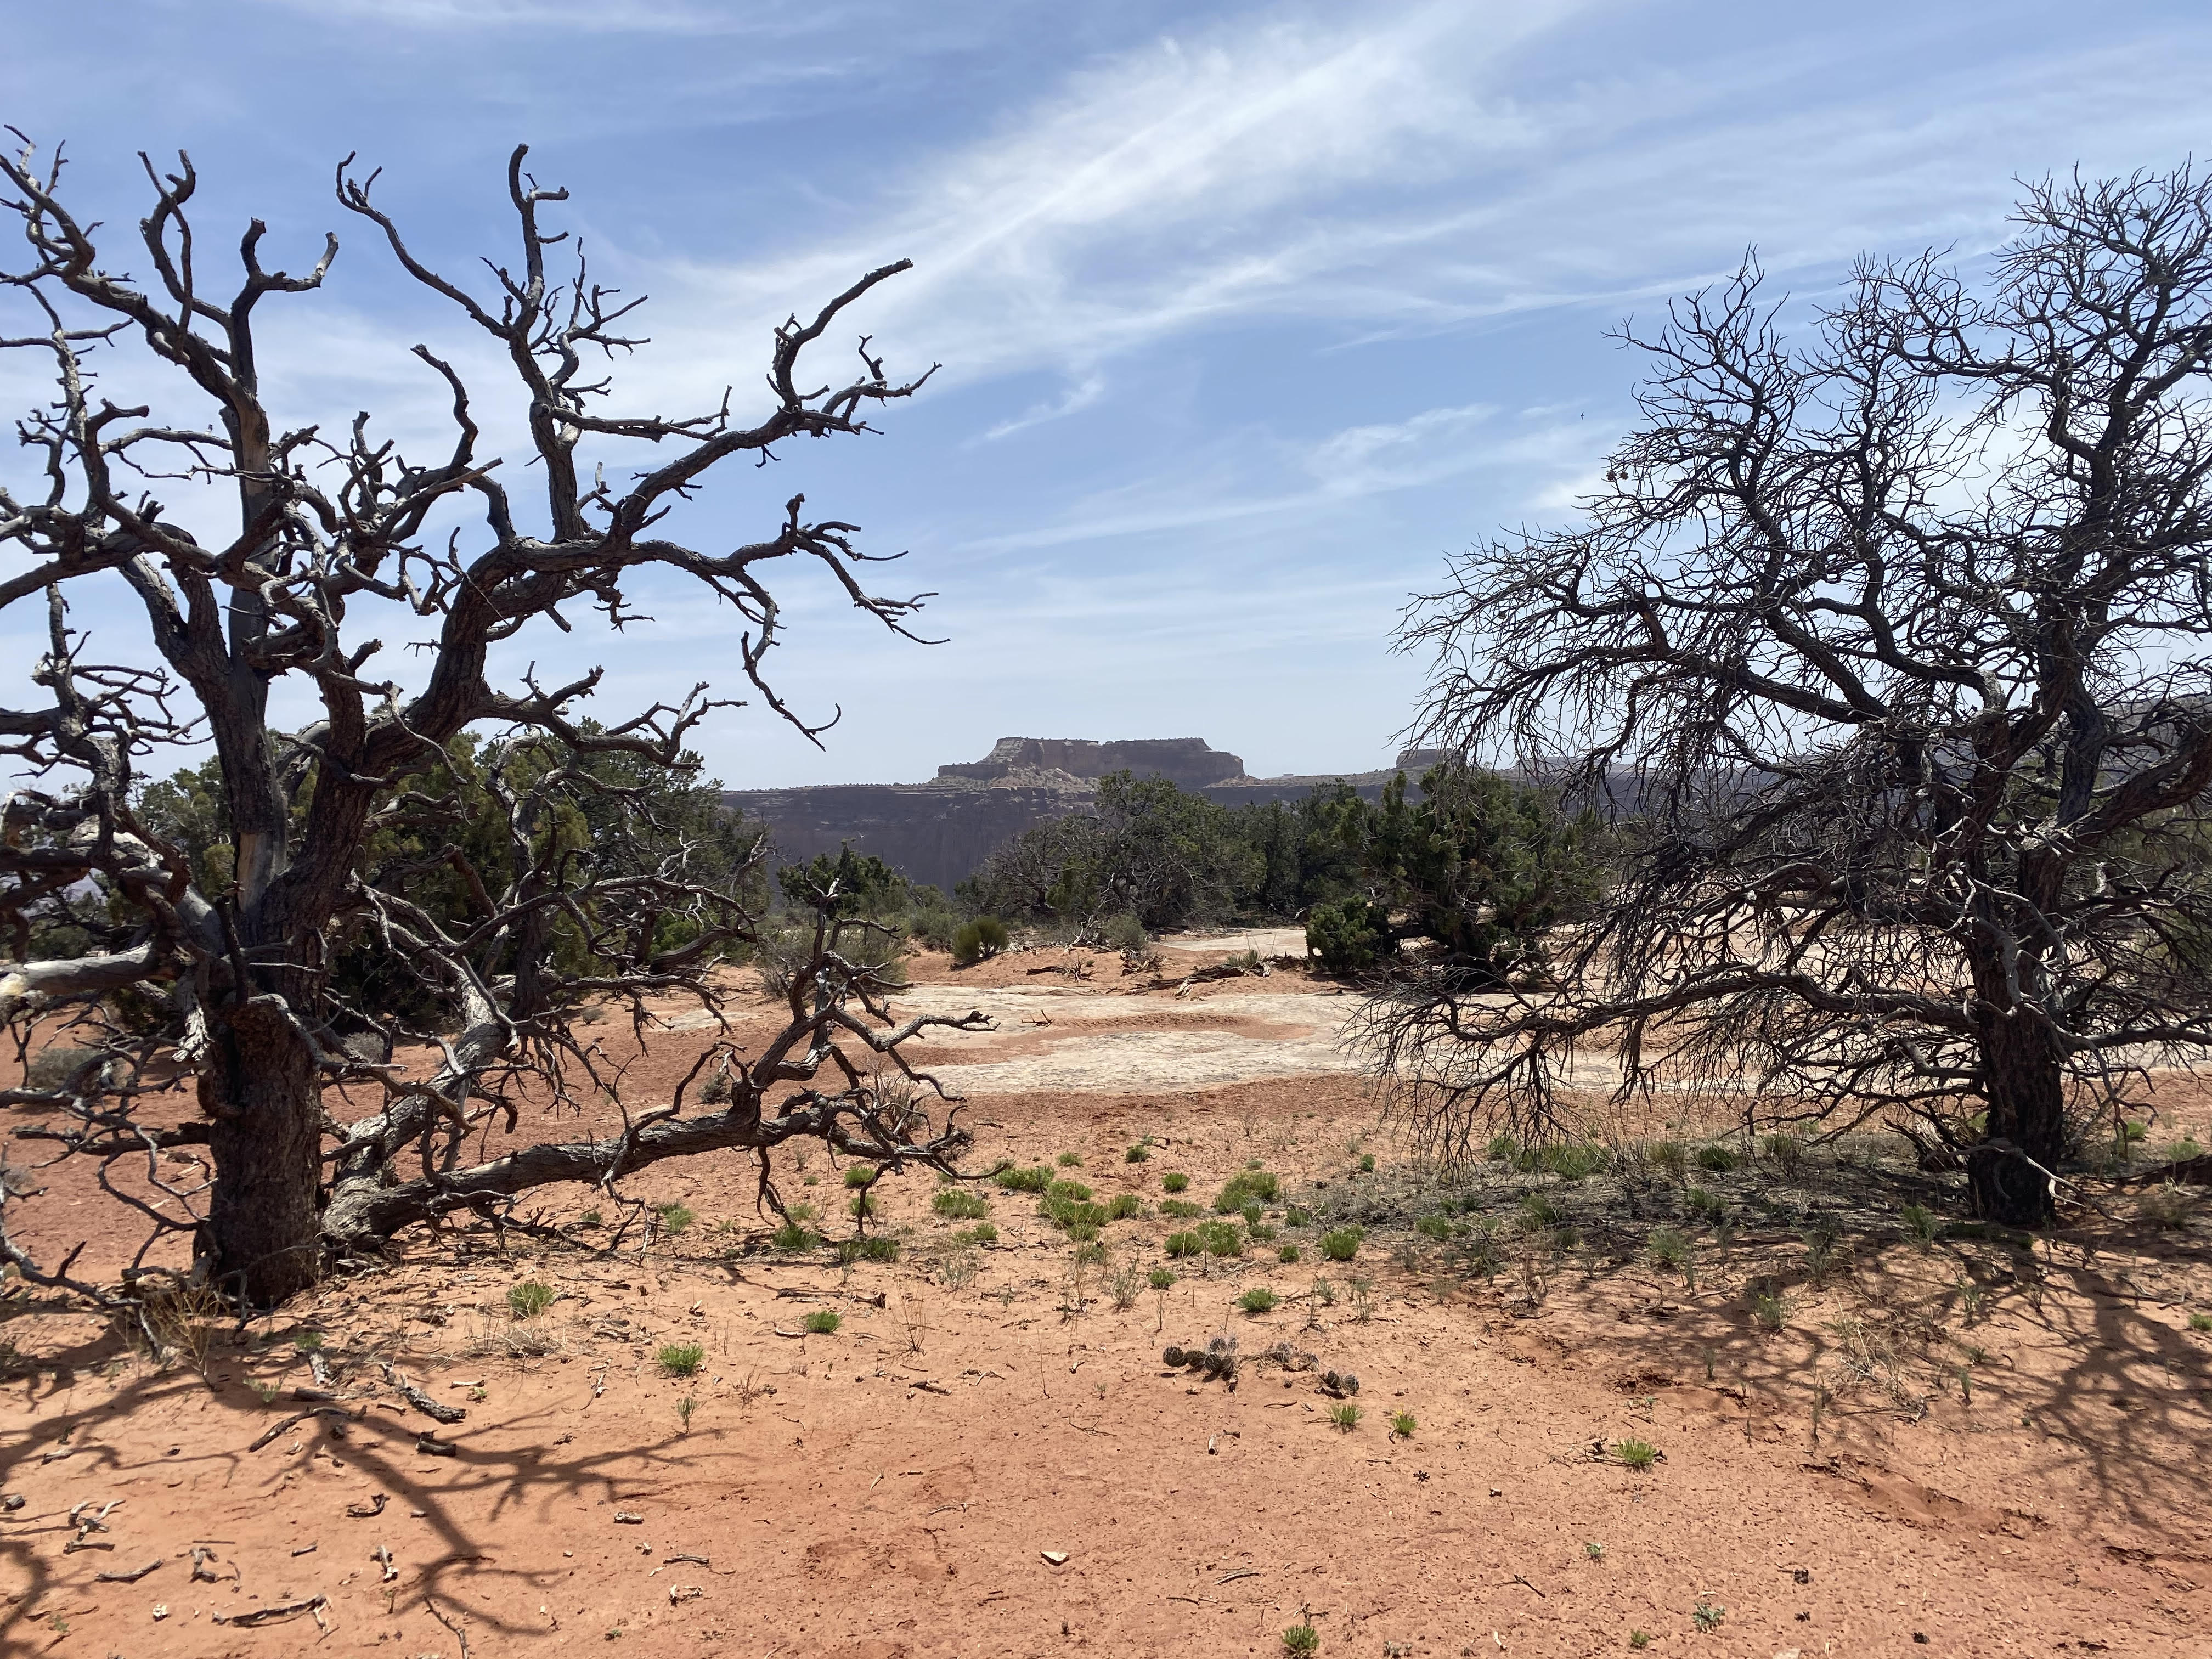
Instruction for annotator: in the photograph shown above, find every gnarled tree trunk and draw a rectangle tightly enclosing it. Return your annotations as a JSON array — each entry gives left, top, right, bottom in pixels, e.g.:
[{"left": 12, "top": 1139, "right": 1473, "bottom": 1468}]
[
  {"left": 200, "top": 1000, "right": 325, "bottom": 1302},
  {"left": 1968, "top": 1003, "right": 2066, "bottom": 1228}
]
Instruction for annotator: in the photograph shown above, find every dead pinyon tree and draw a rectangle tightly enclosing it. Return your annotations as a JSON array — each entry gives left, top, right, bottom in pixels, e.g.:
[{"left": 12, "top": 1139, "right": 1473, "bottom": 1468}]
[
  {"left": 1369, "top": 166, "right": 2212, "bottom": 1226},
  {"left": 0, "top": 136, "right": 983, "bottom": 1305}
]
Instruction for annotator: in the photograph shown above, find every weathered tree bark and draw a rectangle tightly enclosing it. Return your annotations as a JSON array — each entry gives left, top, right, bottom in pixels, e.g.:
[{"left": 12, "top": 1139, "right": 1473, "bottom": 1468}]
[
  {"left": 201, "top": 1002, "right": 326, "bottom": 1302},
  {"left": 1968, "top": 1019, "right": 2067, "bottom": 1228}
]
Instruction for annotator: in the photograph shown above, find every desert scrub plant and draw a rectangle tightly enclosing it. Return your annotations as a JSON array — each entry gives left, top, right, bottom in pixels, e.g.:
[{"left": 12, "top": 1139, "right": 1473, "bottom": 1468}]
[
  {"left": 2140, "top": 1183, "right": 2198, "bottom": 1229},
  {"left": 1693, "top": 1143, "right": 1740, "bottom": 1173},
  {"left": 1645, "top": 1226, "right": 1690, "bottom": 1273},
  {"left": 1199, "top": 1220, "right": 1244, "bottom": 1258},
  {"left": 1278, "top": 1243, "right": 1301, "bottom": 1264},
  {"left": 1046, "top": 1178, "right": 1094, "bottom": 1202},
  {"left": 951, "top": 915, "right": 1010, "bottom": 964},
  {"left": 507, "top": 1281, "right": 556, "bottom": 1319},
  {"left": 1107, "top": 1256, "right": 1145, "bottom": 1311},
  {"left": 933, "top": 1188, "right": 990, "bottom": 1221},
  {"left": 291, "top": 1328, "right": 325, "bottom": 1351},
  {"left": 1237, "top": 1286, "right": 1279, "bottom": 1315},
  {"left": 950, "top": 1222, "right": 998, "bottom": 1246},
  {"left": 1357, "top": 1153, "right": 1376, "bottom": 1173},
  {"left": 1162, "top": 1171, "right": 1190, "bottom": 1193},
  {"left": 1164, "top": 1230, "right": 1203, "bottom": 1258},
  {"left": 1057, "top": 1150, "right": 1084, "bottom": 1167},
  {"left": 1684, "top": 1186, "right": 1725, "bottom": 1222},
  {"left": 1415, "top": 1214, "right": 1454, "bottom": 1242},
  {"left": 658, "top": 1341, "right": 706, "bottom": 1376},
  {"left": 1160, "top": 1198, "right": 1204, "bottom": 1219},
  {"left": 1628, "top": 1633, "right": 1651, "bottom": 1651},
  {"left": 1319, "top": 1226, "right": 1364, "bottom": 1262},
  {"left": 836, "top": 1236, "right": 900, "bottom": 1263},
  {"left": 995, "top": 1164, "right": 1053, "bottom": 1193},
  {"left": 1148, "top": 1267, "right": 1176, "bottom": 1290},
  {"left": 1328, "top": 1401, "right": 1362, "bottom": 1431},
  {"left": 1215, "top": 1168, "right": 1280, "bottom": 1212},
  {"left": 1284, "top": 1206, "right": 1312, "bottom": 1228},
  {"left": 938, "top": 1247, "right": 981, "bottom": 1290},
  {"left": 848, "top": 1190, "right": 879, "bottom": 1219},
  {"left": 1760, "top": 1132, "right": 1805, "bottom": 1176},
  {"left": 1649, "top": 1139, "right": 1689, "bottom": 1182},
  {"left": 656, "top": 1202, "right": 696, "bottom": 1236},
  {"left": 1517, "top": 1192, "right": 1566, "bottom": 1233},
  {"left": 2189, "top": 1311, "right": 2212, "bottom": 1333},
  {"left": 1752, "top": 1289, "right": 1785, "bottom": 1332},
  {"left": 1108, "top": 1193, "right": 1142, "bottom": 1220},
  {"left": 1389, "top": 1410, "right": 1416, "bottom": 1439},
  {"left": 843, "top": 1165, "right": 877, "bottom": 1188},
  {"left": 1281, "top": 1616, "right": 1320, "bottom": 1657},
  {"left": 1692, "top": 1597, "right": 1725, "bottom": 1633},
  {"left": 772, "top": 1218, "right": 822, "bottom": 1250},
  {"left": 1612, "top": 1437, "right": 1657, "bottom": 1470},
  {"left": 802, "top": 1310, "right": 842, "bottom": 1335},
  {"left": 1533, "top": 1142, "right": 1608, "bottom": 1181},
  {"left": 1125, "top": 1142, "right": 1151, "bottom": 1163},
  {"left": 1240, "top": 1199, "right": 1265, "bottom": 1228},
  {"left": 1901, "top": 1203, "right": 1939, "bottom": 1248}
]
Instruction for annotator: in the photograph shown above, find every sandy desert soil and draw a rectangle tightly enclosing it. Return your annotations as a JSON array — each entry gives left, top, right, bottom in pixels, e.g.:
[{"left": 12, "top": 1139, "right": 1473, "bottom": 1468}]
[{"left": 3, "top": 933, "right": 2210, "bottom": 1658}]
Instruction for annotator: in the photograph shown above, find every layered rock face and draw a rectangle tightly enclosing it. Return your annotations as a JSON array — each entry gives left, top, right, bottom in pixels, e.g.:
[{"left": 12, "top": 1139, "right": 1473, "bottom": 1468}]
[{"left": 723, "top": 737, "right": 1408, "bottom": 896}]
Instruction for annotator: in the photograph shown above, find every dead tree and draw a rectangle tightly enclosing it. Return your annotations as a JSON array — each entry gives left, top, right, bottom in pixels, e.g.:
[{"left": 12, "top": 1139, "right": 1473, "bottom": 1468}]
[
  {"left": 0, "top": 134, "right": 984, "bottom": 1305},
  {"left": 1365, "top": 166, "right": 2212, "bottom": 1227}
]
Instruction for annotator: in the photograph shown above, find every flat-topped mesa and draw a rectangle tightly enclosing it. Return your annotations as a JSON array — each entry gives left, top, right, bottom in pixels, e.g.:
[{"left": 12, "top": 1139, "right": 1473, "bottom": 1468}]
[{"left": 936, "top": 737, "right": 1245, "bottom": 791}]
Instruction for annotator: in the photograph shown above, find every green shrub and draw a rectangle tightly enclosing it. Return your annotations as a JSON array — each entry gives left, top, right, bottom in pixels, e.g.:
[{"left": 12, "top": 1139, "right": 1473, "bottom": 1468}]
[
  {"left": 1357, "top": 1153, "right": 1376, "bottom": 1173},
  {"left": 1692, "top": 1598, "right": 1724, "bottom": 1633},
  {"left": 1164, "top": 1230, "right": 1203, "bottom": 1257},
  {"left": 951, "top": 915, "right": 1011, "bottom": 964},
  {"left": 1108, "top": 1193, "right": 1141, "bottom": 1220},
  {"left": 1486, "top": 1132, "right": 1519, "bottom": 1163},
  {"left": 1237, "top": 1287, "right": 1278, "bottom": 1314},
  {"left": 1901, "top": 1203, "right": 1938, "bottom": 1248},
  {"left": 1694, "top": 1143, "right": 1740, "bottom": 1173},
  {"left": 1328, "top": 1402, "right": 1362, "bottom": 1431},
  {"left": 843, "top": 1165, "right": 876, "bottom": 1188},
  {"left": 1240, "top": 1200, "right": 1265, "bottom": 1228},
  {"left": 1214, "top": 1169, "right": 1280, "bottom": 1212},
  {"left": 507, "top": 1281, "right": 556, "bottom": 1319},
  {"left": 1125, "top": 1143, "right": 1150, "bottom": 1163},
  {"left": 802, "top": 1310, "right": 842, "bottom": 1335},
  {"left": 2190, "top": 1312, "right": 2211, "bottom": 1333},
  {"left": 291, "top": 1329, "right": 326, "bottom": 1351},
  {"left": 1162, "top": 1172, "right": 1190, "bottom": 1193},
  {"left": 1319, "top": 1226, "right": 1363, "bottom": 1262},
  {"left": 933, "top": 1188, "right": 989, "bottom": 1220},
  {"left": 1047, "top": 1179, "right": 1094, "bottom": 1202},
  {"left": 1415, "top": 1214, "right": 1454, "bottom": 1242},
  {"left": 1523, "top": 1142, "right": 1607, "bottom": 1181},
  {"left": 951, "top": 1222, "right": 998, "bottom": 1245},
  {"left": 1102, "top": 912, "right": 1149, "bottom": 953},
  {"left": 995, "top": 1164, "right": 1052, "bottom": 1193},
  {"left": 1759, "top": 1133, "right": 1805, "bottom": 1176},
  {"left": 2122, "top": 1118, "right": 2149, "bottom": 1143},
  {"left": 1752, "top": 1290, "right": 1784, "bottom": 1332},
  {"left": 1199, "top": 1220, "right": 1244, "bottom": 1258},
  {"left": 771, "top": 1219, "right": 820, "bottom": 1250},
  {"left": 1306, "top": 895, "right": 1393, "bottom": 974},
  {"left": 656, "top": 1203, "right": 696, "bottom": 1236},
  {"left": 1389, "top": 1410, "right": 1416, "bottom": 1439},
  {"left": 657, "top": 1342, "right": 706, "bottom": 1376},
  {"left": 1278, "top": 1243, "right": 1301, "bottom": 1264},
  {"left": 1646, "top": 1226, "right": 1690, "bottom": 1272},
  {"left": 1518, "top": 1192, "right": 1565, "bottom": 1232},
  {"left": 1057, "top": 1151, "right": 1084, "bottom": 1167},
  {"left": 1684, "top": 1186, "right": 1725, "bottom": 1222},
  {"left": 1649, "top": 1140, "right": 1689, "bottom": 1182},
  {"left": 1160, "top": 1198, "right": 1203, "bottom": 1219},
  {"left": 1284, "top": 1206, "right": 1312, "bottom": 1228},
  {"left": 1282, "top": 1617, "right": 1320, "bottom": 1657},
  {"left": 1148, "top": 1267, "right": 1176, "bottom": 1289},
  {"left": 848, "top": 1190, "right": 878, "bottom": 1219},
  {"left": 835, "top": 1236, "right": 900, "bottom": 1263},
  {"left": 1613, "top": 1437, "right": 1657, "bottom": 1470}
]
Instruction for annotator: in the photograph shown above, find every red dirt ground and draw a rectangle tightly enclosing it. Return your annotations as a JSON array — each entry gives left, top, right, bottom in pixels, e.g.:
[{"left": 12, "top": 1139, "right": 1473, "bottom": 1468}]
[{"left": 3, "top": 944, "right": 2209, "bottom": 1657}]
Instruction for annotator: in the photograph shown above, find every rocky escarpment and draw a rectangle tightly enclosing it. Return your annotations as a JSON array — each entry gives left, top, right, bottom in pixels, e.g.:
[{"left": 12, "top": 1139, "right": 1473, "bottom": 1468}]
[{"left": 723, "top": 738, "right": 1415, "bottom": 895}]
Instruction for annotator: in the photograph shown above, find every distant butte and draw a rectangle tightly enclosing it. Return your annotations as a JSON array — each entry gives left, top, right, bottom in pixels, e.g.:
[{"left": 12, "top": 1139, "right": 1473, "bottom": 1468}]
[{"left": 723, "top": 737, "right": 1434, "bottom": 895}]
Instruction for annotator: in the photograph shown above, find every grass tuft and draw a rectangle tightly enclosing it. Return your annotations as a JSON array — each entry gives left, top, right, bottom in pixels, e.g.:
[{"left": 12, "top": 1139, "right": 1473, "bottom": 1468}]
[
  {"left": 1613, "top": 1437, "right": 1657, "bottom": 1470},
  {"left": 657, "top": 1341, "right": 706, "bottom": 1377},
  {"left": 1319, "top": 1226, "right": 1363, "bottom": 1262},
  {"left": 802, "top": 1310, "right": 842, "bottom": 1335},
  {"left": 507, "top": 1281, "right": 556, "bottom": 1319},
  {"left": 1237, "top": 1286, "right": 1279, "bottom": 1315}
]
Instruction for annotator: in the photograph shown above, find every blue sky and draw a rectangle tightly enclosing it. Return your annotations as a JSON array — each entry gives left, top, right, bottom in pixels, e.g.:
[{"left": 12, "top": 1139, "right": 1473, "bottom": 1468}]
[{"left": 5, "top": 0, "right": 2210, "bottom": 786}]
